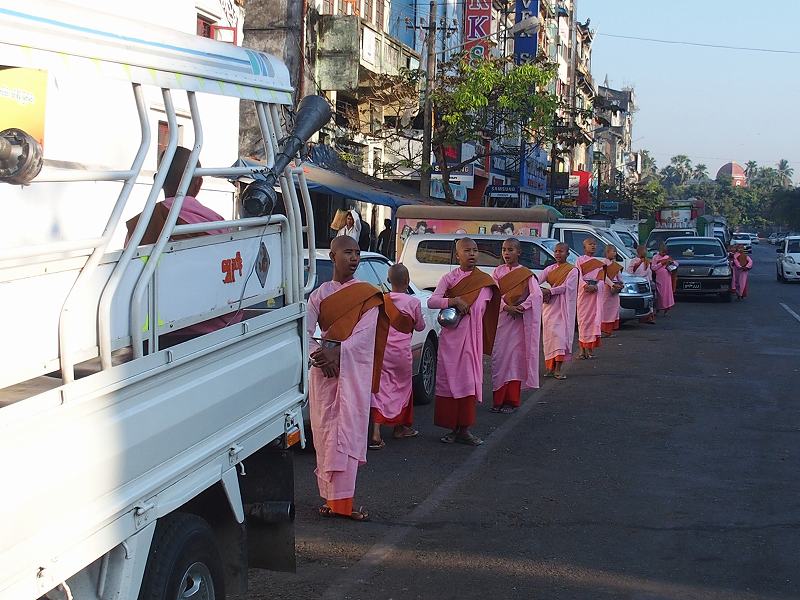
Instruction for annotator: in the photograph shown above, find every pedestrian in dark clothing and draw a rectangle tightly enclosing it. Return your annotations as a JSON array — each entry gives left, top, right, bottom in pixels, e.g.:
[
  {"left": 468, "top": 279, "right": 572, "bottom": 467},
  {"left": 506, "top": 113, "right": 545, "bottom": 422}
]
[
  {"left": 358, "top": 216, "right": 371, "bottom": 252},
  {"left": 376, "top": 219, "right": 392, "bottom": 257}
]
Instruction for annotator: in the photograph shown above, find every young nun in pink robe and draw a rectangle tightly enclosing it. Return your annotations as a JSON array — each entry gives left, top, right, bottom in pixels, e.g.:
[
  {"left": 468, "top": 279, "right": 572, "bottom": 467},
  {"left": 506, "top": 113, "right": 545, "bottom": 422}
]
[
  {"left": 490, "top": 238, "right": 542, "bottom": 413},
  {"left": 651, "top": 243, "right": 678, "bottom": 315},
  {"left": 575, "top": 238, "right": 605, "bottom": 359},
  {"left": 307, "top": 236, "right": 386, "bottom": 522},
  {"left": 731, "top": 244, "right": 753, "bottom": 299},
  {"left": 369, "top": 264, "right": 425, "bottom": 448},
  {"left": 427, "top": 238, "right": 499, "bottom": 446},
  {"left": 541, "top": 242, "right": 579, "bottom": 379},
  {"left": 599, "top": 245, "right": 624, "bottom": 337},
  {"left": 626, "top": 245, "right": 655, "bottom": 323}
]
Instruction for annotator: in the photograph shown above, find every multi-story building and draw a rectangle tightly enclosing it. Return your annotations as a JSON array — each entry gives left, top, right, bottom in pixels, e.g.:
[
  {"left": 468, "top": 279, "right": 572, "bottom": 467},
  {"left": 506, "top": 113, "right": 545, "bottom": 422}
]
[{"left": 594, "top": 83, "right": 640, "bottom": 199}]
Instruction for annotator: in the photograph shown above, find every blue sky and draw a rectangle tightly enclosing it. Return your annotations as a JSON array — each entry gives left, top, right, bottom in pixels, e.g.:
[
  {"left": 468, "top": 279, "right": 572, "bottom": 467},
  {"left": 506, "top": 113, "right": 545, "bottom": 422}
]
[{"left": 579, "top": 0, "right": 800, "bottom": 179}]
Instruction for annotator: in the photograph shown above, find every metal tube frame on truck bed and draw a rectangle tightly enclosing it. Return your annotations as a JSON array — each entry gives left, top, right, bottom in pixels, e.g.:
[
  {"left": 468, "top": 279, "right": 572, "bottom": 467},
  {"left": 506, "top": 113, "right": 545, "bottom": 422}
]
[{"left": 0, "top": 2, "right": 322, "bottom": 599}]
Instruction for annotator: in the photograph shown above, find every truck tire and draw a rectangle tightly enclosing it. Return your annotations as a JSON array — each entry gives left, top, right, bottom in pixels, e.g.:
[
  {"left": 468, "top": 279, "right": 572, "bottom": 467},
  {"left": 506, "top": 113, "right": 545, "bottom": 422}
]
[
  {"left": 412, "top": 335, "right": 437, "bottom": 406},
  {"left": 138, "top": 513, "right": 225, "bottom": 600}
]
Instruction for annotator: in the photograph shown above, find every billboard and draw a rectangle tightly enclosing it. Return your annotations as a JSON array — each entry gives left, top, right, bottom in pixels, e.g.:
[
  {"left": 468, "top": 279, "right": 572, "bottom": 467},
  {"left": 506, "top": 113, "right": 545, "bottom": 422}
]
[
  {"left": 464, "top": 0, "right": 492, "bottom": 63},
  {"left": 0, "top": 67, "right": 48, "bottom": 147},
  {"left": 514, "top": 0, "right": 538, "bottom": 64}
]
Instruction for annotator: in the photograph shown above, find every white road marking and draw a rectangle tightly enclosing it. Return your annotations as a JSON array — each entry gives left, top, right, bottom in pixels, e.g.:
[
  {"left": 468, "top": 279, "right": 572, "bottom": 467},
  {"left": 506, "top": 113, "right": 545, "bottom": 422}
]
[
  {"left": 321, "top": 378, "right": 556, "bottom": 599},
  {"left": 780, "top": 303, "right": 800, "bottom": 324}
]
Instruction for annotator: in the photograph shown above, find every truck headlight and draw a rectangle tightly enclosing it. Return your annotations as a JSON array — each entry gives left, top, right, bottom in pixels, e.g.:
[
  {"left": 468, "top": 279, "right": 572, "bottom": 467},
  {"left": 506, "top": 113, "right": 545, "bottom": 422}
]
[
  {"left": 785, "top": 256, "right": 797, "bottom": 264},
  {"left": 623, "top": 282, "right": 640, "bottom": 294},
  {"left": 711, "top": 265, "right": 731, "bottom": 276}
]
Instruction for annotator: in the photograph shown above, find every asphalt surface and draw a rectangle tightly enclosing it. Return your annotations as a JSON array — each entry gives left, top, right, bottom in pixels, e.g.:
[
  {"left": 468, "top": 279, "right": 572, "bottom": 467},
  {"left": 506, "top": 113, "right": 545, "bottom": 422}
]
[{"left": 237, "top": 243, "right": 800, "bottom": 600}]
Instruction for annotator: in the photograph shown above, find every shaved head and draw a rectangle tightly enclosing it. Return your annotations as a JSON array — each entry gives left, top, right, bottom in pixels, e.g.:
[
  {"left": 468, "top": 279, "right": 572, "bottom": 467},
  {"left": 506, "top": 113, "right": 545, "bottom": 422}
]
[
  {"left": 388, "top": 263, "right": 410, "bottom": 289},
  {"left": 330, "top": 235, "right": 359, "bottom": 253},
  {"left": 456, "top": 237, "right": 477, "bottom": 251},
  {"left": 503, "top": 237, "right": 521, "bottom": 250},
  {"left": 555, "top": 242, "right": 569, "bottom": 252}
]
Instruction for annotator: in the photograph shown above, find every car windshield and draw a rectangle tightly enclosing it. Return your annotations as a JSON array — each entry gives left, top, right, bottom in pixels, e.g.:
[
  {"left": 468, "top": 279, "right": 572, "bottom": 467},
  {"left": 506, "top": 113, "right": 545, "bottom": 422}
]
[
  {"left": 666, "top": 240, "right": 725, "bottom": 258},
  {"left": 646, "top": 230, "right": 694, "bottom": 251},
  {"left": 787, "top": 240, "right": 800, "bottom": 253},
  {"left": 308, "top": 258, "right": 333, "bottom": 292},
  {"left": 617, "top": 231, "right": 638, "bottom": 249}
]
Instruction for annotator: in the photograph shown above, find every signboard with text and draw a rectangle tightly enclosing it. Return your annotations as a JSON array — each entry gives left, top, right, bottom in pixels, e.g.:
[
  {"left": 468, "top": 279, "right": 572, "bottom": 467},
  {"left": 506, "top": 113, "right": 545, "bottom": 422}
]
[
  {"left": 464, "top": 0, "right": 492, "bottom": 63},
  {"left": 514, "top": 0, "right": 538, "bottom": 64}
]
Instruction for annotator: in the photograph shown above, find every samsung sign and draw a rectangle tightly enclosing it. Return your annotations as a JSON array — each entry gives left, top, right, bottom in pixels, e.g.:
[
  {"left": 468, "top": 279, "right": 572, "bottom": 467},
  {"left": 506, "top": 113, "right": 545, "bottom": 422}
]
[{"left": 515, "top": 0, "right": 538, "bottom": 64}]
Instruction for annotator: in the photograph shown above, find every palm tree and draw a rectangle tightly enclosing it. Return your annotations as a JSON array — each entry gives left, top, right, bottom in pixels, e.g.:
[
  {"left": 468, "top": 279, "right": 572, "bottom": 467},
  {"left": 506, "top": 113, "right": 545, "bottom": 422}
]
[
  {"left": 669, "top": 155, "right": 692, "bottom": 184},
  {"left": 744, "top": 160, "right": 758, "bottom": 181},
  {"left": 777, "top": 159, "right": 794, "bottom": 188},
  {"left": 692, "top": 164, "right": 708, "bottom": 180}
]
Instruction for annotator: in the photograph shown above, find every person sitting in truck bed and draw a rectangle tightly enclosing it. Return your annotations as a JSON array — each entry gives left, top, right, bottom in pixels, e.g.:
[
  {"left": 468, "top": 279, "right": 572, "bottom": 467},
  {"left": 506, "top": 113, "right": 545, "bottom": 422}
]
[
  {"left": 125, "top": 146, "right": 229, "bottom": 246},
  {"left": 126, "top": 146, "right": 240, "bottom": 345}
]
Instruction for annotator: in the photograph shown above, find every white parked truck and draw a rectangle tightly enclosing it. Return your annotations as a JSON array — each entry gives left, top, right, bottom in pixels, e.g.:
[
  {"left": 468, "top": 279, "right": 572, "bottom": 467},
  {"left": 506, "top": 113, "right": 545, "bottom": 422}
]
[{"left": 0, "top": 3, "right": 330, "bottom": 599}]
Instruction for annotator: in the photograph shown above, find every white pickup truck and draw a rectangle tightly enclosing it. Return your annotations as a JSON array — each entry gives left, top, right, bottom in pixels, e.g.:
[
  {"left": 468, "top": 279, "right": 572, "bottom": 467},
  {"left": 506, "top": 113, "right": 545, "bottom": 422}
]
[{"left": 0, "top": 3, "right": 329, "bottom": 599}]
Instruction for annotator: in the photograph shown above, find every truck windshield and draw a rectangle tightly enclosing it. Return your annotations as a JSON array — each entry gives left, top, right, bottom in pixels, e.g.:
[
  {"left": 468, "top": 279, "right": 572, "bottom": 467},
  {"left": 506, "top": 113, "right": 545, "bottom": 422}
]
[{"left": 646, "top": 230, "right": 695, "bottom": 252}]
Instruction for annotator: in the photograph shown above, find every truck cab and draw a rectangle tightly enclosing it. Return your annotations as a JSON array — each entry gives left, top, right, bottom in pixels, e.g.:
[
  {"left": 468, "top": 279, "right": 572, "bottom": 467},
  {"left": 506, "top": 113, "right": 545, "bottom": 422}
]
[{"left": 0, "top": 4, "right": 329, "bottom": 599}]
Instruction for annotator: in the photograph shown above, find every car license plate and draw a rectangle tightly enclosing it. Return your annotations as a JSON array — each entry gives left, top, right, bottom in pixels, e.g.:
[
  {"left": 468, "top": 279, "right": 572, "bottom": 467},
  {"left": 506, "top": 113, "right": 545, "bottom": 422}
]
[{"left": 682, "top": 280, "right": 701, "bottom": 290}]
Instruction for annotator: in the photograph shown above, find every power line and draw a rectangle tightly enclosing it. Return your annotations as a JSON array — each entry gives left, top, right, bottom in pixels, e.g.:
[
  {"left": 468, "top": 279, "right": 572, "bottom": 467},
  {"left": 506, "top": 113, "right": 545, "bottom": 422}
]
[{"left": 596, "top": 33, "right": 800, "bottom": 55}]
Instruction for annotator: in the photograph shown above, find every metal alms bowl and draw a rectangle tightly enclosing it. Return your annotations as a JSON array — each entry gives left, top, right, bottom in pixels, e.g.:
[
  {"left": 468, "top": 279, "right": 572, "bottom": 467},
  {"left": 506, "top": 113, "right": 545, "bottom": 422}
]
[{"left": 437, "top": 307, "right": 462, "bottom": 328}]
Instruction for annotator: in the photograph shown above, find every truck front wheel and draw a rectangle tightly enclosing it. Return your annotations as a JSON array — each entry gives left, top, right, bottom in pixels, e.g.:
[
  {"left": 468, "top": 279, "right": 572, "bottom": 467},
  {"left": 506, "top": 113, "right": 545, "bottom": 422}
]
[{"left": 138, "top": 513, "right": 225, "bottom": 600}]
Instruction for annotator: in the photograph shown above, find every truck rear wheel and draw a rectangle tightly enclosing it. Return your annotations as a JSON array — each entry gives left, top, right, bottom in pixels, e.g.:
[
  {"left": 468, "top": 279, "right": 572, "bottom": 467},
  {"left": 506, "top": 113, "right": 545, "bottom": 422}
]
[{"left": 138, "top": 513, "right": 225, "bottom": 600}]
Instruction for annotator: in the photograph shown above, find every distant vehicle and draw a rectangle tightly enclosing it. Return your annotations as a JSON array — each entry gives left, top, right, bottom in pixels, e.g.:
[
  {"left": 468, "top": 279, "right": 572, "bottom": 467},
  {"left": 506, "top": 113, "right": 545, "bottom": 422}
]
[
  {"left": 310, "top": 250, "right": 440, "bottom": 404},
  {"left": 768, "top": 233, "right": 779, "bottom": 245},
  {"left": 776, "top": 236, "right": 800, "bottom": 283},
  {"left": 614, "top": 229, "right": 639, "bottom": 252},
  {"left": 731, "top": 233, "right": 753, "bottom": 253},
  {"left": 645, "top": 228, "right": 697, "bottom": 256},
  {"left": 399, "top": 234, "right": 653, "bottom": 322},
  {"left": 748, "top": 233, "right": 760, "bottom": 245},
  {"left": 666, "top": 237, "right": 733, "bottom": 302}
]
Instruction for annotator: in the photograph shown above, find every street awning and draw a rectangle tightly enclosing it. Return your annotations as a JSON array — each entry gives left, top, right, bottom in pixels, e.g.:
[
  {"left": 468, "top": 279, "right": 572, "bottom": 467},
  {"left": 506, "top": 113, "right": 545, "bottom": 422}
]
[
  {"left": 298, "top": 162, "right": 443, "bottom": 210},
  {"left": 230, "top": 155, "right": 444, "bottom": 211}
]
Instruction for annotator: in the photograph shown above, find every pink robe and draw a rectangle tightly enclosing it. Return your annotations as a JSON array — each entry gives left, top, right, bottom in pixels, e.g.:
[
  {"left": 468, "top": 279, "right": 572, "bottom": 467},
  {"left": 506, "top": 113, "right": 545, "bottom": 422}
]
[
  {"left": 540, "top": 264, "right": 579, "bottom": 362},
  {"left": 599, "top": 259, "right": 623, "bottom": 328},
  {"left": 626, "top": 258, "right": 651, "bottom": 278},
  {"left": 370, "top": 292, "right": 425, "bottom": 419},
  {"left": 575, "top": 255, "right": 603, "bottom": 346},
  {"left": 307, "top": 279, "right": 378, "bottom": 501},
  {"left": 732, "top": 252, "right": 753, "bottom": 297},
  {"left": 652, "top": 252, "right": 677, "bottom": 310},
  {"left": 427, "top": 268, "right": 493, "bottom": 403},
  {"left": 490, "top": 264, "right": 542, "bottom": 392},
  {"left": 163, "top": 196, "right": 229, "bottom": 235}
]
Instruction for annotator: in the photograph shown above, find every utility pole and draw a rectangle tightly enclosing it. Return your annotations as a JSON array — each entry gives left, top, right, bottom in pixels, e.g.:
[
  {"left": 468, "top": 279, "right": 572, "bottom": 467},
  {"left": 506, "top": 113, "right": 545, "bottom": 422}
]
[{"left": 419, "top": 0, "right": 437, "bottom": 198}]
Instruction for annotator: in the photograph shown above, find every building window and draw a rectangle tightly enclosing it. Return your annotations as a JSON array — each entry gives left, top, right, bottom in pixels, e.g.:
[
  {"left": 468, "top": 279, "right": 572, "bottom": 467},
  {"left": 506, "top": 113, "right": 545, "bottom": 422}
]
[
  {"left": 323, "top": 0, "right": 334, "bottom": 14},
  {"left": 375, "top": 0, "right": 384, "bottom": 30},
  {"left": 196, "top": 14, "right": 214, "bottom": 38},
  {"left": 363, "top": 0, "right": 373, "bottom": 23}
]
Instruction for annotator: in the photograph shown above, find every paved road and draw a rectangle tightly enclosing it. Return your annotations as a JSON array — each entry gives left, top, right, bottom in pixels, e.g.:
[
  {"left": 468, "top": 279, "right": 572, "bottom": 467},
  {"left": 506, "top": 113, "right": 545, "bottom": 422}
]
[{"left": 238, "top": 243, "right": 800, "bottom": 600}]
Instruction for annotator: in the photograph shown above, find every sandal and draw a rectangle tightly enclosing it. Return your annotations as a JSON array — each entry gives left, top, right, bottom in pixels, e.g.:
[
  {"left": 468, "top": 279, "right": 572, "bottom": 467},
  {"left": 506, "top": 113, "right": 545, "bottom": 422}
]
[
  {"left": 543, "top": 371, "right": 554, "bottom": 378},
  {"left": 489, "top": 406, "right": 503, "bottom": 413},
  {"left": 440, "top": 432, "right": 457, "bottom": 444},
  {"left": 455, "top": 432, "right": 484, "bottom": 446},
  {"left": 368, "top": 439, "right": 385, "bottom": 450},
  {"left": 499, "top": 406, "right": 516, "bottom": 414},
  {"left": 392, "top": 427, "right": 419, "bottom": 439},
  {"left": 319, "top": 505, "right": 370, "bottom": 522},
  {"left": 553, "top": 373, "right": 567, "bottom": 380}
]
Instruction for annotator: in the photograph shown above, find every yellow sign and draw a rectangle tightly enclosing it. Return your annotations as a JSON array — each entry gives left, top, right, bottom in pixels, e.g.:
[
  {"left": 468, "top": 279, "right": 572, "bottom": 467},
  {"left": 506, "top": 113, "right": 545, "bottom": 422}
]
[{"left": 0, "top": 67, "right": 48, "bottom": 147}]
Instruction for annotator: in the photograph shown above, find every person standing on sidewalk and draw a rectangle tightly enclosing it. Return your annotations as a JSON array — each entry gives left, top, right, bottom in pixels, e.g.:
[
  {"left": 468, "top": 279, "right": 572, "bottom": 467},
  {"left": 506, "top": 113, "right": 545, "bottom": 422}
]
[
  {"left": 490, "top": 238, "right": 542, "bottom": 414},
  {"left": 652, "top": 243, "right": 678, "bottom": 315},
  {"left": 731, "top": 244, "right": 753, "bottom": 300},
  {"left": 627, "top": 245, "right": 656, "bottom": 324},
  {"left": 599, "top": 245, "right": 624, "bottom": 338},
  {"left": 307, "top": 236, "right": 391, "bottom": 522},
  {"left": 427, "top": 238, "right": 500, "bottom": 446},
  {"left": 541, "top": 243, "right": 579, "bottom": 380},
  {"left": 369, "top": 264, "right": 425, "bottom": 449},
  {"left": 575, "top": 238, "right": 605, "bottom": 359}
]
